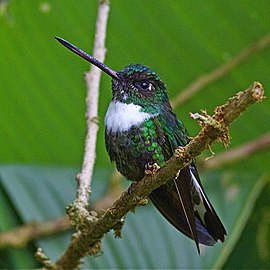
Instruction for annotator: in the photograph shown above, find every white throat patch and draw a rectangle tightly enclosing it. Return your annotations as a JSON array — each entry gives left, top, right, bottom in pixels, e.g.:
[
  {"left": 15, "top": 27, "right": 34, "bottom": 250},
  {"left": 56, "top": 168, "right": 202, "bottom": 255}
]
[{"left": 105, "top": 101, "right": 156, "bottom": 132}]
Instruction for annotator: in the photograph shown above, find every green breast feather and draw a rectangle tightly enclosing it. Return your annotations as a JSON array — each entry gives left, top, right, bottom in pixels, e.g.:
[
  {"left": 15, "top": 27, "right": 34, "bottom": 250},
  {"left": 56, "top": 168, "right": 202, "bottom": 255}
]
[{"left": 105, "top": 111, "right": 189, "bottom": 181}]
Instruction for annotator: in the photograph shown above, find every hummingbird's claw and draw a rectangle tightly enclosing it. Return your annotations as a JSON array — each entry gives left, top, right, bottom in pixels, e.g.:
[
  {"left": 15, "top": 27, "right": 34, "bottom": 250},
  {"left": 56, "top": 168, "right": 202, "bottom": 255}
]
[
  {"left": 128, "top": 182, "right": 137, "bottom": 195},
  {"left": 144, "top": 162, "right": 160, "bottom": 175}
]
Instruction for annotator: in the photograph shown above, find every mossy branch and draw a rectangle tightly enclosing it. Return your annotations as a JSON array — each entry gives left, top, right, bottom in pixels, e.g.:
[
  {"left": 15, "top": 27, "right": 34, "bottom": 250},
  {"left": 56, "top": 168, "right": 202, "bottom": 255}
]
[{"left": 50, "top": 82, "right": 265, "bottom": 270}]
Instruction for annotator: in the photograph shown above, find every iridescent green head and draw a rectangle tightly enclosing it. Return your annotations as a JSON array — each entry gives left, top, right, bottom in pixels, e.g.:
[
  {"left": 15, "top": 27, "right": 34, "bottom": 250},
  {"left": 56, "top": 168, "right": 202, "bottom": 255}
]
[
  {"left": 113, "top": 64, "right": 170, "bottom": 111},
  {"left": 55, "top": 37, "right": 171, "bottom": 113}
]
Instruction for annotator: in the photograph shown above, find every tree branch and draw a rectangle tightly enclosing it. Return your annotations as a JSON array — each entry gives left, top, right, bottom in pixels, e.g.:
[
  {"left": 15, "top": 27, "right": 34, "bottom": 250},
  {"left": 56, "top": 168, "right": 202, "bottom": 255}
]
[
  {"left": 0, "top": 217, "right": 70, "bottom": 249},
  {"left": 51, "top": 82, "right": 265, "bottom": 270},
  {"left": 35, "top": 1, "right": 111, "bottom": 267},
  {"left": 171, "top": 32, "right": 270, "bottom": 108},
  {"left": 75, "top": 0, "right": 110, "bottom": 207},
  {"left": 200, "top": 131, "right": 270, "bottom": 170}
]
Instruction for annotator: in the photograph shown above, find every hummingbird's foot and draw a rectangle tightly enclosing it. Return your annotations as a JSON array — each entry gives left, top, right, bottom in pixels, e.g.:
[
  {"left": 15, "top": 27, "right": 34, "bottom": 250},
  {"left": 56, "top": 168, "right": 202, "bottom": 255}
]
[
  {"left": 144, "top": 162, "right": 160, "bottom": 175},
  {"left": 127, "top": 183, "right": 149, "bottom": 207},
  {"left": 128, "top": 182, "right": 137, "bottom": 195}
]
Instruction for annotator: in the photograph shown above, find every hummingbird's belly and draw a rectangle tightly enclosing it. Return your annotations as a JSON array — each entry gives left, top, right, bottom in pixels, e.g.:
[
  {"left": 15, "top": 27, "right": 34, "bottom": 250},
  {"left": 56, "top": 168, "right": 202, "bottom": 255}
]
[{"left": 105, "top": 119, "right": 166, "bottom": 182}]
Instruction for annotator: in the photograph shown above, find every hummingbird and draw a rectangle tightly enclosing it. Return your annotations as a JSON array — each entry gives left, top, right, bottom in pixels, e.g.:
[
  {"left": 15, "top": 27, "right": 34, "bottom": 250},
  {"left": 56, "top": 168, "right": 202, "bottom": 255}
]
[{"left": 55, "top": 36, "right": 226, "bottom": 252}]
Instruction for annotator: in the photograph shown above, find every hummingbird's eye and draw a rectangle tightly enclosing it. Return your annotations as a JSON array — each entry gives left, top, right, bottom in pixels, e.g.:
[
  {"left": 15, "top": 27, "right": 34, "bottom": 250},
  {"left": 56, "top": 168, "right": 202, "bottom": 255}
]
[
  {"left": 135, "top": 81, "right": 154, "bottom": 91},
  {"left": 140, "top": 81, "right": 149, "bottom": 89}
]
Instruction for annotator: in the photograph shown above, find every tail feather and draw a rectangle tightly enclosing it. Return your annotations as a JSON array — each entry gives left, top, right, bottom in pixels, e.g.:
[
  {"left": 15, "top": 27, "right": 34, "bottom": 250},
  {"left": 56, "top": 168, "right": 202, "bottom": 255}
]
[
  {"left": 173, "top": 177, "right": 200, "bottom": 253},
  {"left": 149, "top": 166, "right": 226, "bottom": 251},
  {"left": 189, "top": 165, "right": 226, "bottom": 242}
]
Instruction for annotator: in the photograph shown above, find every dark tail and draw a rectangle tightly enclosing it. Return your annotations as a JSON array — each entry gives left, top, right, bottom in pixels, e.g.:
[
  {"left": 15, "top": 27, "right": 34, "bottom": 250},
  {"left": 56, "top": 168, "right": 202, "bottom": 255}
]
[{"left": 149, "top": 166, "right": 226, "bottom": 252}]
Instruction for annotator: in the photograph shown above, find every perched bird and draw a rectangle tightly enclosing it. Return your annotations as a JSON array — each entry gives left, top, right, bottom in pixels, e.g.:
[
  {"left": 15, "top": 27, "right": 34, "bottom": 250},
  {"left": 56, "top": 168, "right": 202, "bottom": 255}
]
[{"left": 55, "top": 37, "right": 226, "bottom": 252}]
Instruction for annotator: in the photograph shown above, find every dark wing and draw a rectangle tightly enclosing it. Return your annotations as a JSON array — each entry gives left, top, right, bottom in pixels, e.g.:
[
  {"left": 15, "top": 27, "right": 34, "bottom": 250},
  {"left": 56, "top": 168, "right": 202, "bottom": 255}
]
[{"left": 149, "top": 112, "right": 226, "bottom": 250}]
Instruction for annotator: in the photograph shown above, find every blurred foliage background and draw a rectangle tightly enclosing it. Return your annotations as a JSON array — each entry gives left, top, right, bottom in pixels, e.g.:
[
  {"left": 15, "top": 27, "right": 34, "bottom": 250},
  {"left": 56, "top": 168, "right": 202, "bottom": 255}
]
[{"left": 0, "top": 0, "right": 270, "bottom": 268}]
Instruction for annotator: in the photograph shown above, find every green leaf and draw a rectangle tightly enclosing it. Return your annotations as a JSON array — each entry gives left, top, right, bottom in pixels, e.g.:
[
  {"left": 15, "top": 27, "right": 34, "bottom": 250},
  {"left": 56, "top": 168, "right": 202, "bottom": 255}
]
[
  {"left": 0, "top": 178, "right": 39, "bottom": 268},
  {"left": 223, "top": 182, "right": 270, "bottom": 269}
]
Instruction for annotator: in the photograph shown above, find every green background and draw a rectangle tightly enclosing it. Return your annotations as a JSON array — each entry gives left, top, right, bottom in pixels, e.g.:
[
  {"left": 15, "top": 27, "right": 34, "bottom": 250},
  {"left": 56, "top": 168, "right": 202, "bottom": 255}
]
[{"left": 0, "top": 0, "right": 269, "bottom": 268}]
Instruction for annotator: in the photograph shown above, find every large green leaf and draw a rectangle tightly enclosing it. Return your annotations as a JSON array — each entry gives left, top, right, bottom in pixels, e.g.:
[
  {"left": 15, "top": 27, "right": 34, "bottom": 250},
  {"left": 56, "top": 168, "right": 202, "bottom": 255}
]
[
  {"left": 224, "top": 183, "right": 270, "bottom": 269},
  {"left": 0, "top": 184, "right": 38, "bottom": 269},
  {"left": 0, "top": 165, "right": 268, "bottom": 268}
]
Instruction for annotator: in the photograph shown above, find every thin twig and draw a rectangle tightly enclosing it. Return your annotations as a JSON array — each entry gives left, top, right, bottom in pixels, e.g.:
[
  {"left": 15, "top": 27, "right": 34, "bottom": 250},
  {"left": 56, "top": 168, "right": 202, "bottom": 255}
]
[
  {"left": 0, "top": 217, "right": 71, "bottom": 249},
  {"left": 171, "top": 32, "right": 270, "bottom": 108},
  {"left": 0, "top": 174, "right": 123, "bottom": 250},
  {"left": 200, "top": 132, "right": 270, "bottom": 170},
  {"left": 52, "top": 82, "right": 265, "bottom": 270},
  {"left": 76, "top": 0, "right": 110, "bottom": 206}
]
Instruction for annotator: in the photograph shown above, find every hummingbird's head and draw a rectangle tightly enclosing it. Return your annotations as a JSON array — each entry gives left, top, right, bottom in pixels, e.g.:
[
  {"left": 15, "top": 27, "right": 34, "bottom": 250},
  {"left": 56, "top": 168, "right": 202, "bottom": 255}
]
[
  {"left": 55, "top": 37, "right": 171, "bottom": 113},
  {"left": 112, "top": 64, "right": 170, "bottom": 112}
]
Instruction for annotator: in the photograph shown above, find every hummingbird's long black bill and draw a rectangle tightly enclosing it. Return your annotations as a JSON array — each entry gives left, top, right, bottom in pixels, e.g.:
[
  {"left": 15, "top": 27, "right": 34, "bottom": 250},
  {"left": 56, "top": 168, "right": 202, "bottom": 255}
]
[{"left": 55, "top": 36, "right": 119, "bottom": 80}]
